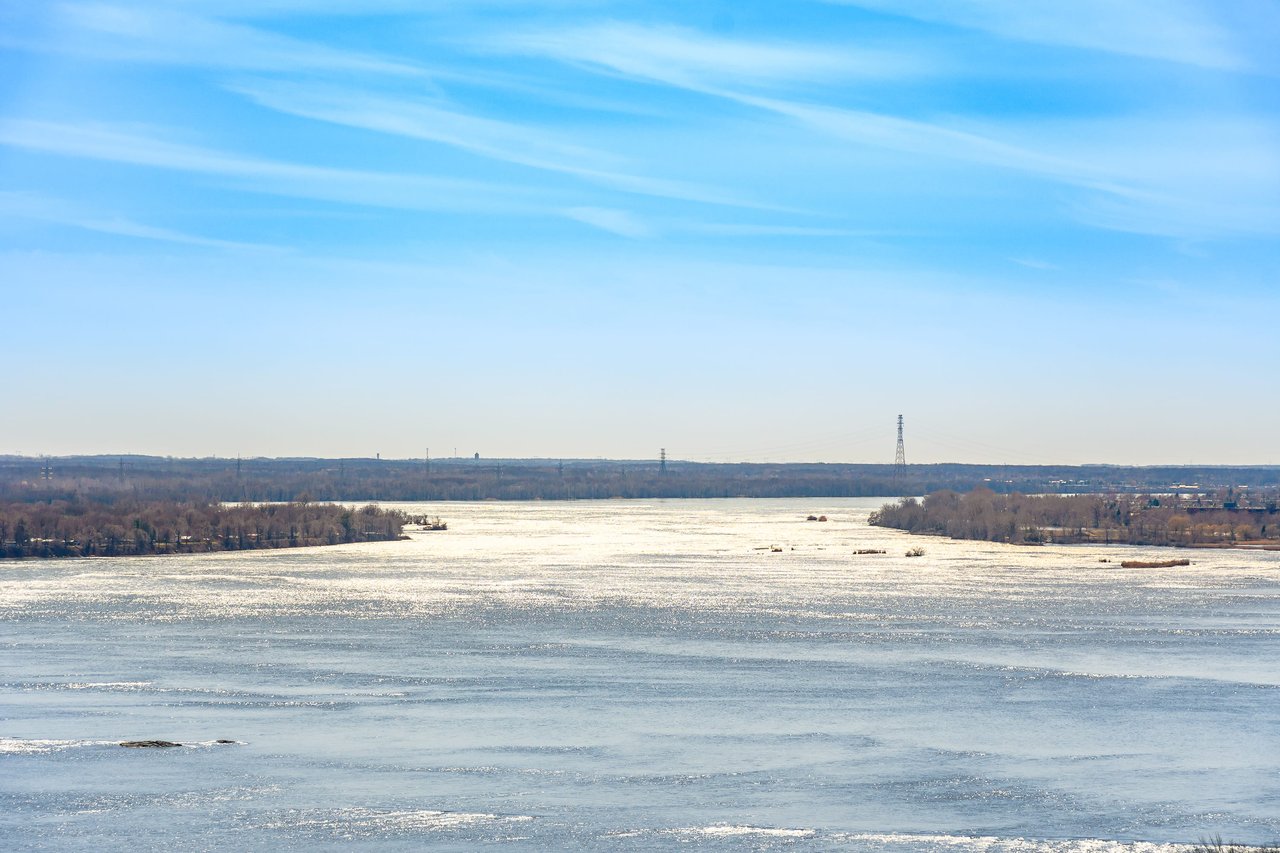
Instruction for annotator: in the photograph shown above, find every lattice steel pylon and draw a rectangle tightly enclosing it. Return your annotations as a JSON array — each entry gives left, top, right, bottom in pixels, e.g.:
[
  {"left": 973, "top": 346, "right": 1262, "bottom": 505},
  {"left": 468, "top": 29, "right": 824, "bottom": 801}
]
[{"left": 894, "top": 415, "right": 906, "bottom": 478}]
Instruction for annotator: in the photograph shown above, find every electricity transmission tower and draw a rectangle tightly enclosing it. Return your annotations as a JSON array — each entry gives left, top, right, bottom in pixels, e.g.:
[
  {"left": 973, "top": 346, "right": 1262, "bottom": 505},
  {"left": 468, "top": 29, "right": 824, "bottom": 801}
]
[
  {"left": 894, "top": 415, "right": 906, "bottom": 478},
  {"left": 659, "top": 448, "right": 667, "bottom": 474}
]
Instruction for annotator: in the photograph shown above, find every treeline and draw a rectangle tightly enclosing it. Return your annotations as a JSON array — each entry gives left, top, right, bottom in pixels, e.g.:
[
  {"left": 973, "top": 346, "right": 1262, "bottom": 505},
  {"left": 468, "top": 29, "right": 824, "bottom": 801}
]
[
  {"left": 5, "top": 455, "right": 1280, "bottom": 503},
  {"left": 870, "top": 488, "right": 1280, "bottom": 547},
  {"left": 3, "top": 457, "right": 904, "bottom": 502},
  {"left": 0, "top": 499, "right": 406, "bottom": 559}
]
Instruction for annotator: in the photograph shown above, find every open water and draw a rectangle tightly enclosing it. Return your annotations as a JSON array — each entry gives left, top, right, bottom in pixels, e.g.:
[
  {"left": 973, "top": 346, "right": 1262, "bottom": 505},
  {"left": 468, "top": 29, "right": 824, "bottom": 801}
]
[{"left": 2, "top": 498, "right": 1278, "bottom": 851}]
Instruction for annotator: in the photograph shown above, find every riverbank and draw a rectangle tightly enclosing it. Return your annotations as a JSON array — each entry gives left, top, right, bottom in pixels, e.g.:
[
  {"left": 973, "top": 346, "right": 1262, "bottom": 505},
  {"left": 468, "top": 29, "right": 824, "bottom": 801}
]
[
  {"left": 871, "top": 489, "right": 1280, "bottom": 551},
  {"left": 0, "top": 499, "right": 407, "bottom": 559}
]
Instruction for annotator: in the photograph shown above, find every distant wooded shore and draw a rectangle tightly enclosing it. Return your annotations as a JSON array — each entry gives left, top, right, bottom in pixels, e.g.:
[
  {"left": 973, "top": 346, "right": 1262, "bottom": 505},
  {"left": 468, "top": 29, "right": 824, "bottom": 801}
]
[
  {"left": 4, "top": 455, "right": 1279, "bottom": 503},
  {"left": 871, "top": 489, "right": 1280, "bottom": 549},
  {"left": 0, "top": 500, "right": 406, "bottom": 559}
]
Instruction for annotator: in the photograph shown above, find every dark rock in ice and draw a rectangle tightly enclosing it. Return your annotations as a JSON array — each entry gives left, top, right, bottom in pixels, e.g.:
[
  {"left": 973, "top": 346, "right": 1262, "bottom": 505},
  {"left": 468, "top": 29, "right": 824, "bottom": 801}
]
[
  {"left": 215, "top": 739, "right": 237, "bottom": 744},
  {"left": 120, "top": 740, "right": 182, "bottom": 748}
]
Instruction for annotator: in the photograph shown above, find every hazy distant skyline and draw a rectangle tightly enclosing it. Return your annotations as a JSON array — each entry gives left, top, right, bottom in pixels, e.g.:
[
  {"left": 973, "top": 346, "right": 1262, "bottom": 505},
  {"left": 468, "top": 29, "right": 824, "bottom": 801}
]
[{"left": 3, "top": 2, "right": 1278, "bottom": 465}]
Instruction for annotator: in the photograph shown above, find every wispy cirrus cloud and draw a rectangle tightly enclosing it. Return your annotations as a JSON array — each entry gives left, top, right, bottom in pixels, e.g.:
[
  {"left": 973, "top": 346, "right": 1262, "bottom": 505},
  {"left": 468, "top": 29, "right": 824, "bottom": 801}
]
[
  {"left": 1009, "top": 257, "right": 1058, "bottom": 271},
  {"left": 491, "top": 20, "right": 1280, "bottom": 240},
  {"left": 733, "top": 93, "right": 1094, "bottom": 182},
  {"left": 228, "top": 80, "right": 768, "bottom": 209},
  {"left": 759, "top": 99, "right": 1280, "bottom": 239},
  {"left": 0, "top": 118, "right": 546, "bottom": 214},
  {"left": 562, "top": 206, "right": 652, "bottom": 239},
  {"left": 491, "top": 23, "right": 1094, "bottom": 183},
  {"left": 230, "top": 81, "right": 613, "bottom": 171},
  {"left": 0, "top": 190, "right": 284, "bottom": 250},
  {"left": 678, "top": 222, "right": 899, "bottom": 238},
  {"left": 814, "top": 0, "right": 1262, "bottom": 71},
  {"left": 1003, "top": 114, "right": 1280, "bottom": 238},
  {"left": 490, "top": 21, "right": 930, "bottom": 91},
  {"left": 0, "top": 119, "right": 688, "bottom": 239},
  {"left": 7, "top": 2, "right": 424, "bottom": 76},
  {"left": 1069, "top": 183, "right": 1280, "bottom": 239},
  {"left": 146, "top": 0, "right": 594, "bottom": 18}
]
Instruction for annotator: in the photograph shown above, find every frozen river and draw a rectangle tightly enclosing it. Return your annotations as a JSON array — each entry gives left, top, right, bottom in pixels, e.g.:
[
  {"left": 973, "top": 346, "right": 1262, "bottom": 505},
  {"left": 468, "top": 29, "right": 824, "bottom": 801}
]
[{"left": 2, "top": 498, "right": 1278, "bottom": 851}]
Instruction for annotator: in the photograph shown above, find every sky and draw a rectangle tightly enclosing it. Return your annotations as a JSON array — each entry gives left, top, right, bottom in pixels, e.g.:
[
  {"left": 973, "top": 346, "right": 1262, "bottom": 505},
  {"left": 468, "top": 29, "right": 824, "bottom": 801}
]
[{"left": 2, "top": 1, "right": 1278, "bottom": 465}]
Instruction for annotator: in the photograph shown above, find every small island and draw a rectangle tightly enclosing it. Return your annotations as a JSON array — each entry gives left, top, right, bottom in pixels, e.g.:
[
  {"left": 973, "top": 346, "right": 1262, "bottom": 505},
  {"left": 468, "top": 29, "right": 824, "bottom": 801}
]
[{"left": 870, "top": 488, "right": 1280, "bottom": 549}]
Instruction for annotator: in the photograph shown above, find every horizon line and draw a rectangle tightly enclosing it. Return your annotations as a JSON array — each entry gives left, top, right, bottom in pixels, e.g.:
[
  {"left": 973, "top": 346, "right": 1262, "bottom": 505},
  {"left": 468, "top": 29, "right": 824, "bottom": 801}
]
[{"left": 3, "top": 453, "right": 1279, "bottom": 470}]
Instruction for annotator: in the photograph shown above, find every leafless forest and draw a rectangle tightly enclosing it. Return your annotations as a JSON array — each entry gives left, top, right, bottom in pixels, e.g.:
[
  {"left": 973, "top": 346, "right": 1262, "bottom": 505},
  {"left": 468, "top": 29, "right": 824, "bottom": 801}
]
[{"left": 871, "top": 488, "right": 1280, "bottom": 547}]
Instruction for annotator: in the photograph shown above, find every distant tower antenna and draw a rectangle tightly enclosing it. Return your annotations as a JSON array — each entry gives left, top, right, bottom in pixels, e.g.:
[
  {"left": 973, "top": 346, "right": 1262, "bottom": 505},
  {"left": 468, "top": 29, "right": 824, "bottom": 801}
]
[
  {"left": 894, "top": 415, "right": 906, "bottom": 477},
  {"left": 660, "top": 448, "right": 667, "bottom": 474}
]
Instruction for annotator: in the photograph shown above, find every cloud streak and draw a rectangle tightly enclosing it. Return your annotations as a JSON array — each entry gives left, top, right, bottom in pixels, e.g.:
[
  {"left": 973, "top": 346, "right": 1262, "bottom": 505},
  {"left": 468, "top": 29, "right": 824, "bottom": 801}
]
[
  {"left": 491, "top": 23, "right": 1098, "bottom": 183},
  {"left": 489, "top": 20, "right": 1280, "bottom": 239},
  {"left": 0, "top": 118, "right": 552, "bottom": 215},
  {"left": 814, "top": 0, "right": 1261, "bottom": 71},
  {"left": 0, "top": 190, "right": 284, "bottom": 250},
  {"left": 15, "top": 2, "right": 425, "bottom": 76},
  {"left": 228, "top": 80, "right": 770, "bottom": 210},
  {"left": 491, "top": 21, "right": 929, "bottom": 91},
  {"left": 562, "top": 206, "right": 652, "bottom": 238}
]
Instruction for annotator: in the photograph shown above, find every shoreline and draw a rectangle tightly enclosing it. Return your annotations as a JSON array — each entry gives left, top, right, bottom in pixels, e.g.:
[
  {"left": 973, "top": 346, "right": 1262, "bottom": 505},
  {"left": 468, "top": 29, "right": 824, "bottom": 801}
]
[
  {"left": 0, "top": 499, "right": 408, "bottom": 561},
  {"left": 897, "top": 529, "right": 1280, "bottom": 553}
]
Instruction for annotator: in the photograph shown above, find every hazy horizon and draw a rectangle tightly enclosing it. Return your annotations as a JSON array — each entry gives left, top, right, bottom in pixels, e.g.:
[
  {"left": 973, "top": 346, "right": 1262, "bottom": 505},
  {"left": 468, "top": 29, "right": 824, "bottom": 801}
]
[
  {"left": 3, "top": 2, "right": 1278, "bottom": 465},
  {"left": 5, "top": 450, "right": 1279, "bottom": 470}
]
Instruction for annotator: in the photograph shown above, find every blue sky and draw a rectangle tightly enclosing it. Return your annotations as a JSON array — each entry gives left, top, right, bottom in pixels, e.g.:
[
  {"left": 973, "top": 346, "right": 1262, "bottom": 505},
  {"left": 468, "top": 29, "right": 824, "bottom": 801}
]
[{"left": 2, "top": 1, "right": 1278, "bottom": 464}]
